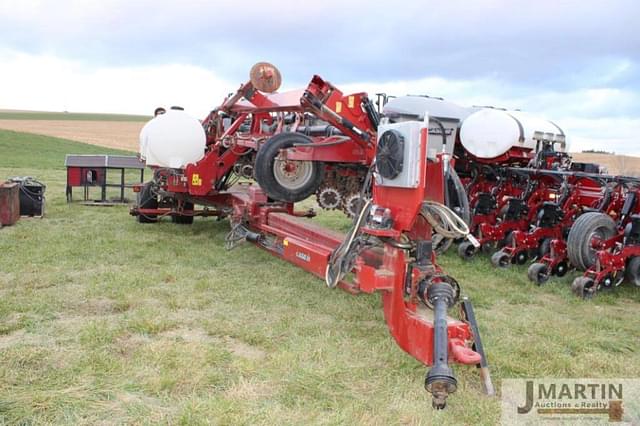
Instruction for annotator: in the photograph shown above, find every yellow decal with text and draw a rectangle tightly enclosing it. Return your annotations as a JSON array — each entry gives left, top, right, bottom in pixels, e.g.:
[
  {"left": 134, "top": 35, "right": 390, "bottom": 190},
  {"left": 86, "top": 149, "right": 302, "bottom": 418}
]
[
  {"left": 335, "top": 101, "right": 342, "bottom": 113},
  {"left": 283, "top": 239, "right": 289, "bottom": 247},
  {"left": 348, "top": 96, "right": 355, "bottom": 108},
  {"left": 191, "top": 173, "right": 202, "bottom": 186}
]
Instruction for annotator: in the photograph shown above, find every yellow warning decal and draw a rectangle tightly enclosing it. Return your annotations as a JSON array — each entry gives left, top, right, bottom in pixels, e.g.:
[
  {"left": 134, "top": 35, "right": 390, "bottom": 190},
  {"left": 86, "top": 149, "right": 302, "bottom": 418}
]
[
  {"left": 191, "top": 173, "right": 202, "bottom": 186},
  {"left": 335, "top": 101, "right": 342, "bottom": 113},
  {"left": 283, "top": 239, "right": 289, "bottom": 247},
  {"left": 348, "top": 96, "right": 355, "bottom": 108}
]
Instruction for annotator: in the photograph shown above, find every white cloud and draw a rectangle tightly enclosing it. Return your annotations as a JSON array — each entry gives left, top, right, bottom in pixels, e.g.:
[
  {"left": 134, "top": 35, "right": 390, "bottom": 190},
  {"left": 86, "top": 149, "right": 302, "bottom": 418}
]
[
  {"left": 559, "top": 117, "right": 640, "bottom": 156},
  {"left": 0, "top": 49, "right": 232, "bottom": 116},
  {"left": 1, "top": 49, "right": 639, "bottom": 157}
]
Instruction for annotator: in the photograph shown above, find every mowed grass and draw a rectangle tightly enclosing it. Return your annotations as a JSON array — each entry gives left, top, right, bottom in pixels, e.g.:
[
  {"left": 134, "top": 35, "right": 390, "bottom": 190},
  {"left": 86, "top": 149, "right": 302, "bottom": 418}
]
[
  {"left": 0, "top": 129, "right": 639, "bottom": 425},
  {"left": 0, "top": 110, "right": 149, "bottom": 122}
]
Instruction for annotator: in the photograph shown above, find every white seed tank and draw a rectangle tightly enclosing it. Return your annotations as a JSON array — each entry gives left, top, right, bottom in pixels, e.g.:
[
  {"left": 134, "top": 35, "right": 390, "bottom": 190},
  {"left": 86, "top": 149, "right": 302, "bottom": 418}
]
[
  {"left": 459, "top": 109, "right": 566, "bottom": 159},
  {"left": 139, "top": 108, "right": 206, "bottom": 168}
]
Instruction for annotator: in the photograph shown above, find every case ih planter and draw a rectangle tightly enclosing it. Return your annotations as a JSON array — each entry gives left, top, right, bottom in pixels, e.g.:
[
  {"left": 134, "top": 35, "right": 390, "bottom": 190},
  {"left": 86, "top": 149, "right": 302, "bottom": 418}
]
[
  {"left": 131, "top": 64, "right": 492, "bottom": 409},
  {"left": 490, "top": 170, "right": 605, "bottom": 268},
  {"left": 567, "top": 182, "right": 640, "bottom": 298}
]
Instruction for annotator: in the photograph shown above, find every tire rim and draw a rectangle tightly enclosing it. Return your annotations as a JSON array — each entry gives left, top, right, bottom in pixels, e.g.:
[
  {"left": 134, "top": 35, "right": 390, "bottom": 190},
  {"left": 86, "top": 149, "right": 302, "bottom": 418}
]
[{"left": 273, "top": 158, "right": 313, "bottom": 191}]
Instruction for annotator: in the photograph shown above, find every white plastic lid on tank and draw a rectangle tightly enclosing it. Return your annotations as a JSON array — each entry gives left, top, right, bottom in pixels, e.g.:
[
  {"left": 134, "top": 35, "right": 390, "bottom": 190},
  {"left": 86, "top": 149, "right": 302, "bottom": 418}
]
[
  {"left": 139, "top": 108, "right": 206, "bottom": 168},
  {"left": 383, "top": 96, "right": 474, "bottom": 120},
  {"left": 459, "top": 109, "right": 566, "bottom": 159}
]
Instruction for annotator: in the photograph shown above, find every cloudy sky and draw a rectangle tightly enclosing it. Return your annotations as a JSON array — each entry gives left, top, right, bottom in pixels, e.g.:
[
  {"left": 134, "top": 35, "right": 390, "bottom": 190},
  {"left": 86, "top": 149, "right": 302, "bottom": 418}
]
[{"left": 0, "top": 0, "right": 638, "bottom": 154}]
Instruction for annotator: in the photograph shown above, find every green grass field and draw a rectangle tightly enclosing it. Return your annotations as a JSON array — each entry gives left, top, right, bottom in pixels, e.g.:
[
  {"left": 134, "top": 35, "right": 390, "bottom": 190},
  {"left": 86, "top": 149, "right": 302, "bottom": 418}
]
[
  {"left": 0, "top": 129, "right": 639, "bottom": 425},
  {"left": 0, "top": 110, "right": 150, "bottom": 122}
]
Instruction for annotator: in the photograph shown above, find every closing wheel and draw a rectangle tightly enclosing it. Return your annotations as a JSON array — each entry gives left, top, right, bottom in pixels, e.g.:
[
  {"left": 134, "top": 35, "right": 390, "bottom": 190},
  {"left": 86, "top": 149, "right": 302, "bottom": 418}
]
[
  {"left": 491, "top": 250, "right": 511, "bottom": 268},
  {"left": 567, "top": 212, "right": 616, "bottom": 271},
  {"left": 137, "top": 183, "right": 158, "bottom": 223},
  {"left": 626, "top": 256, "right": 640, "bottom": 287},
  {"left": 528, "top": 263, "right": 550, "bottom": 285},
  {"left": 571, "top": 276, "right": 597, "bottom": 299},
  {"left": 457, "top": 241, "right": 477, "bottom": 261},
  {"left": 255, "top": 133, "right": 325, "bottom": 202}
]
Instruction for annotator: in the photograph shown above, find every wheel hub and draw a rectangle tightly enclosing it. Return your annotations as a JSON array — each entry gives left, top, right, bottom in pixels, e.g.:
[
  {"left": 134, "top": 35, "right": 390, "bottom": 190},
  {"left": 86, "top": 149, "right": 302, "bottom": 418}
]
[{"left": 273, "top": 158, "right": 313, "bottom": 191}]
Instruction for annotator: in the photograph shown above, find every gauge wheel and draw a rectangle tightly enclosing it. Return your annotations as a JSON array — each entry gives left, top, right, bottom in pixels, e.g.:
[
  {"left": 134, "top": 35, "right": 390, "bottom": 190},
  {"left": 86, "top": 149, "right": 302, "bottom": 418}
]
[
  {"left": 552, "top": 261, "right": 569, "bottom": 277},
  {"left": 514, "top": 250, "right": 529, "bottom": 265}
]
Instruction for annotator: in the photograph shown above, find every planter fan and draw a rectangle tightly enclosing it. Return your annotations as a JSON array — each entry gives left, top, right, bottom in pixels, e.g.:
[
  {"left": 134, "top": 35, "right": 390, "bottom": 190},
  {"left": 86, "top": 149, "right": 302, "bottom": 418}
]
[{"left": 376, "top": 129, "right": 405, "bottom": 179}]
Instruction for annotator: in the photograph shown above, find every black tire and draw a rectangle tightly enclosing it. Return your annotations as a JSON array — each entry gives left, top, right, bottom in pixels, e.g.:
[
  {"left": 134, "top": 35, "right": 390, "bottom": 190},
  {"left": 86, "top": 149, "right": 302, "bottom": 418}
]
[
  {"left": 491, "top": 250, "right": 511, "bottom": 268},
  {"left": 137, "top": 183, "right": 158, "bottom": 223},
  {"left": 626, "top": 256, "right": 640, "bottom": 287},
  {"left": 538, "top": 238, "right": 552, "bottom": 260},
  {"left": 552, "top": 261, "right": 569, "bottom": 277},
  {"left": 499, "top": 230, "right": 516, "bottom": 249},
  {"left": 446, "top": 167, "right": 470, "bottom": 226},
  {"left": 567, "top": 212, "right": 616, "bottom": 271},
  {"left": 432, "top": 233, "right": 453, "bottom": 255},
  {"left": 528, "top": 263, "right": 550, "bottom": 285},
  {"left": 255, "top": 133, "right": 325, "bottom": 202},
  {"left": 571, "top": 276, "right": 596, "bottom": 299},
  {"left": 457, "top": 241, "right": 477, "bottom": 261},
  {"left": 172, "top": 202, "right": 194, "bottom": 225},
  {"left": 481, "top": 242, "right": 496, "bottom": 254},
  {"left": 514, "top": 250, "right": 528, "bottom": 265}
]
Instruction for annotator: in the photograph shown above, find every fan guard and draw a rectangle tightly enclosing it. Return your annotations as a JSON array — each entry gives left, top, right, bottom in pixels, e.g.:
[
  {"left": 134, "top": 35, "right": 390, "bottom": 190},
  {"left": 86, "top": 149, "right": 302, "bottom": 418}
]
[{"left": 376, "top": 129, "right": 405, "bottom": 179}]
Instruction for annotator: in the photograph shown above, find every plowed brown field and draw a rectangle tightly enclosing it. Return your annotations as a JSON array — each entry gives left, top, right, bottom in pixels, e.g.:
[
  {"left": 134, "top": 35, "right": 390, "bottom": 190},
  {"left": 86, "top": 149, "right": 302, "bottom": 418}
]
[{"left": 0, "top": 119, "right": 142, "bottom": 151}]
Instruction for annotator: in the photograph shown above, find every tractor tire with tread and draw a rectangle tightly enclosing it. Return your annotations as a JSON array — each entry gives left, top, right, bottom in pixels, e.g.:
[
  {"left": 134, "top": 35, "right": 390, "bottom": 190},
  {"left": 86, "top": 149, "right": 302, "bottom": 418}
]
[
  {"left": 255, "top": 133, "right": 325, "bottom": 203},
  {"left": 567, "top": 212, "right": 616, "bottom": 271}
]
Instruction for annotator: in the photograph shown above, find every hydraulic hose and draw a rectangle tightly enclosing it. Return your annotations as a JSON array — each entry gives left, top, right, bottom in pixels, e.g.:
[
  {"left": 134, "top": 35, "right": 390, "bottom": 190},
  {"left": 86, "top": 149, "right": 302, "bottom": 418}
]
[
  {"left": 421, "top": 201, "right": 479, "bottom": 247},
  {"left": 325, "top": 198, "right": 372, "bottom": 288}
]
